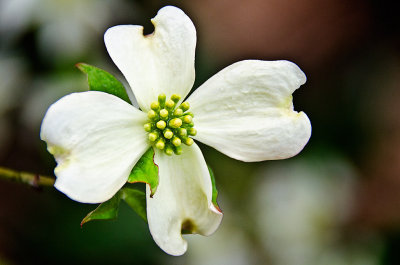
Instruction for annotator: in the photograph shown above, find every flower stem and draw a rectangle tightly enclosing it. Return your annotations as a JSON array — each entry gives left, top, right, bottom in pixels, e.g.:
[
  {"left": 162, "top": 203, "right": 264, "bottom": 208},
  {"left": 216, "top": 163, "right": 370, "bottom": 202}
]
[{"left": 0, "top": 167, "right": 55, "bottom": 187}]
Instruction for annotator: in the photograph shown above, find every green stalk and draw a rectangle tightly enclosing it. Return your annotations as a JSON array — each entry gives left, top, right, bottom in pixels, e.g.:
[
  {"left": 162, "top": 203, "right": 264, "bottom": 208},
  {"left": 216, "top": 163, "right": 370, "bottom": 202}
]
[{"left": 0, "top": 167, "right": 55, "bottom": 187}]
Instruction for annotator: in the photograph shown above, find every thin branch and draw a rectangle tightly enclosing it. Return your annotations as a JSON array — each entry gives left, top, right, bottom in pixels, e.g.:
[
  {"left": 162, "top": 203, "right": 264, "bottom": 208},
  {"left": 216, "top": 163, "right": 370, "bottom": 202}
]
[{"left": 0, "top": 167, "right": 55, "bottom": 188}]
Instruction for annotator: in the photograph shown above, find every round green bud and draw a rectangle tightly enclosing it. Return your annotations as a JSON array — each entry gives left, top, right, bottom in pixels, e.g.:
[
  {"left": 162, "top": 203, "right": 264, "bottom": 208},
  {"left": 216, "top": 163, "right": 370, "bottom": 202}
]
[
  {"left": 148, "top": 132, "right": 158, "bottom": 142},
  {"left": 178, "top": 128, "right": 187, "bottom": 137},
  {"left": 156, "top": 120, "right": 166, "bottom": 130},
  {"left": 188, "top": 127, "right": 197, "bottom": 136},
  {"left": 158, "top": 93, "right": 166, "bottom": 106},
  {"left": 155, "top": 139, "right": 165, "bottom": 150},
  {"left": 174, "top": 146, "right": 183, "bottom": 155},
  {"left": 169, "top": 118, "right": 182, "bottom": 128},
  {"left": 163, "top": 129, "right": 173, "bottom": 139},
  {"left": 184, "top": 137, "right": 194, "bottom": 146},
  {"left": 165, "top": 99, "right": 175, "bottom": 110},
  {"left": 172, "top": 136, "right": 181, "bottom": 147},
  {"left": 185, "top": 112, "right": 194, "bottom": 117},
  {"left": 183, "top": 115, "right": 192, "bottom": 124},
  {"left": 179, "top": 101, "right": 190, "bottom": 112},
  {"left": 143, "top": 123, "right": 152, "bottom": 132},
  {"left": 171, "top": 94, "right": 181, "bottom": 103},
  {"left": 173, "top": 108, "right": 184, "bottom": 117},
  {"left": 159, "top": 109, "right": 169, "bottom": 119},
  {"left": 164, "top": 145, "right": 174, "bottom": 156},
  {"left": 150, "top": 101, "right": 160, "bottom": 111},
  {"left": 147, "top": 110, "right": 158, "bottom": 120}
]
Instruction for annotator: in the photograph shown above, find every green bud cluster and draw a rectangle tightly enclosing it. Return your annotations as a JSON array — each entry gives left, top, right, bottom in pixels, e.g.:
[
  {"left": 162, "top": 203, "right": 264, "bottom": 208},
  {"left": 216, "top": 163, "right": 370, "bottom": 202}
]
[{"left": 144, "top": 93, "right": 197, "bottom": 156}]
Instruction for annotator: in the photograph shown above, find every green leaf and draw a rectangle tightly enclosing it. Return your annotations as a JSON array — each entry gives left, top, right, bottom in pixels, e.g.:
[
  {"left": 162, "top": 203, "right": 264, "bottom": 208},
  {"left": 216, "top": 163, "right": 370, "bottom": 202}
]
[
  {"left": 208, "top": 165, "right": 220, "bottom": 211},
  {"left": 81, "top": 191, "right": 122, "bottom": 226},
  {"left": 128, "top": 147, "right": 159, "bottom": 197},
  {"left": 121, "top": 187, "right": 147, "bottom": 222},
  {"left": 76, "top": 63, "right": 131, "bottom": 104},
  {"left": 81, "top": 186, "right": 148, "bottom": 226},
  {"left": 80, "top": 149, "right": 159, "bottom": 226}
]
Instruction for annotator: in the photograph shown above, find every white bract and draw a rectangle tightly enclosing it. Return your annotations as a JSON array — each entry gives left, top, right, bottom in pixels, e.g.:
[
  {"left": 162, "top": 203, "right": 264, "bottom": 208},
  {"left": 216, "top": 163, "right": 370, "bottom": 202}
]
[{"left": 40, "top": 6, "right": 311, "bottom": 256}]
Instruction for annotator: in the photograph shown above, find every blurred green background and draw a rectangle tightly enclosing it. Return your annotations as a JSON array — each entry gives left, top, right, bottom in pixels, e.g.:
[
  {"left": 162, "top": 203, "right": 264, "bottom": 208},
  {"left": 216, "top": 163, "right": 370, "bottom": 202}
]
[{"left": 0, "top": 0, "right": 399, "bottom": 264}]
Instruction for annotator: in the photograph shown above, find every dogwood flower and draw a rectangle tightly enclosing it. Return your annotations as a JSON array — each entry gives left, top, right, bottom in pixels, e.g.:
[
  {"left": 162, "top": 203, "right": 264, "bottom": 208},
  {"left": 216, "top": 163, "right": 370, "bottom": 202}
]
[{"left": 40, "top": 6, "right": 311, "bottom": 256}]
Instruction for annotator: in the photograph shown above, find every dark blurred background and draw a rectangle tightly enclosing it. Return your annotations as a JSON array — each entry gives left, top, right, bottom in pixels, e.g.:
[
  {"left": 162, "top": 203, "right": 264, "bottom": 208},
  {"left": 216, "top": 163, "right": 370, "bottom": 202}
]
[{"left": 0, "top": 0, "right": 399, "bottom": 264}]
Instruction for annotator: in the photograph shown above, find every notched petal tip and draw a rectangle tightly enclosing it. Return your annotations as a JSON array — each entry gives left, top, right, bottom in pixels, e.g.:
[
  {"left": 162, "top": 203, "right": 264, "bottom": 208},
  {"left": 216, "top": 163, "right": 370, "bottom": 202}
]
[
  {"left": 278, "top": 59, "right": 307, "bottom": 86},
  {"left": 104, "top": 24, "right": 143, "bottom": 44},
  {"left": 103, "top": 5, "right": 196, "bottom": 111},
  {"left": 290, "top": 111, "right": 312, "bottom": 155},
  {"left": 147, "top": 145, "right": 223, "bottom": 256},
  {"left": 179, "top": 202, "right": 223, "bottom": 236},
  {"left": 41, "top": 91, "right": 149, "bottom": 204},
  {"left": 267, "top": 110, "right": 311, "bottom": 161},
  {"left": 188, "top": 59, "right": 310, "bottom": 162},
  {"left": 152, "top": 5, "right": 189, "bottom": 24},
  {"left": 181, "top": 219, "right": 197, "bottom": 234}
]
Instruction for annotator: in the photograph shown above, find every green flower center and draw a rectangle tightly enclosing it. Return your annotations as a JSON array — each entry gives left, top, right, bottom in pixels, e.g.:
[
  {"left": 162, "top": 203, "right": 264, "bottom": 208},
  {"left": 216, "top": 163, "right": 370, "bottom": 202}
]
[{"left": 143, "top": 93, "right": 196, "bottom": 156}]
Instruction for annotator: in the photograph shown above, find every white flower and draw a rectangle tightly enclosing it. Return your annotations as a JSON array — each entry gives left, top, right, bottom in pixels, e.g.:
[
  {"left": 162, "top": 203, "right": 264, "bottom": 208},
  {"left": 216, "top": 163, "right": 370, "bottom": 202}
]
[
  {"left": 40, "top": 6, "right": 311, "bottom": 256},
  {"left": 0, "top": 0, "right": 120, "bottom": 58},
  {"left": 252, "top": 157, "right": 357, "bottom": 265}
]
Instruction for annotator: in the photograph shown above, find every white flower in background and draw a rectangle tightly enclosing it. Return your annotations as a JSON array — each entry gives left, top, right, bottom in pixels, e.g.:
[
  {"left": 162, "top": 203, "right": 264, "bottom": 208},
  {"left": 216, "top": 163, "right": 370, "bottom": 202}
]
[
  {"left": 182, "top": 199, "right": 258, "bottom": 265},
  {"left": 252, "top": 156, "right": 382, "bottom": 265},
  {"left": 180, "top": 156, "right": 382, "bottom": 264},
  {"left": 40, "top": 6, "right": 311, "bottom": 255},
  {"left": 20, "top": 74, "right": 86, "bottom": 131},
  {"left": 185, "top": 225, "right": 255, "bottom": 265},
  {"left": 0, "top": 0, "right": 131, "bottom": 58}
]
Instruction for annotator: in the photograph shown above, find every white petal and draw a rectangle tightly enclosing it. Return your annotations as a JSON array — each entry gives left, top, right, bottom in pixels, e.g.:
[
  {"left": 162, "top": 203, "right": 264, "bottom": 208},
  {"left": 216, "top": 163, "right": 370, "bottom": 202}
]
[
  {"left": 104, "top": 6, "right": 196, "bottom": 111},
  {"left": 188, "top": 60, "right": 311, "bottom": 162},
  {"left": 146, "top": 144, "right": 223, "bottom": 256},
  {"left": 40, "top": 91, "right": 149, "bottom": 203}
]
